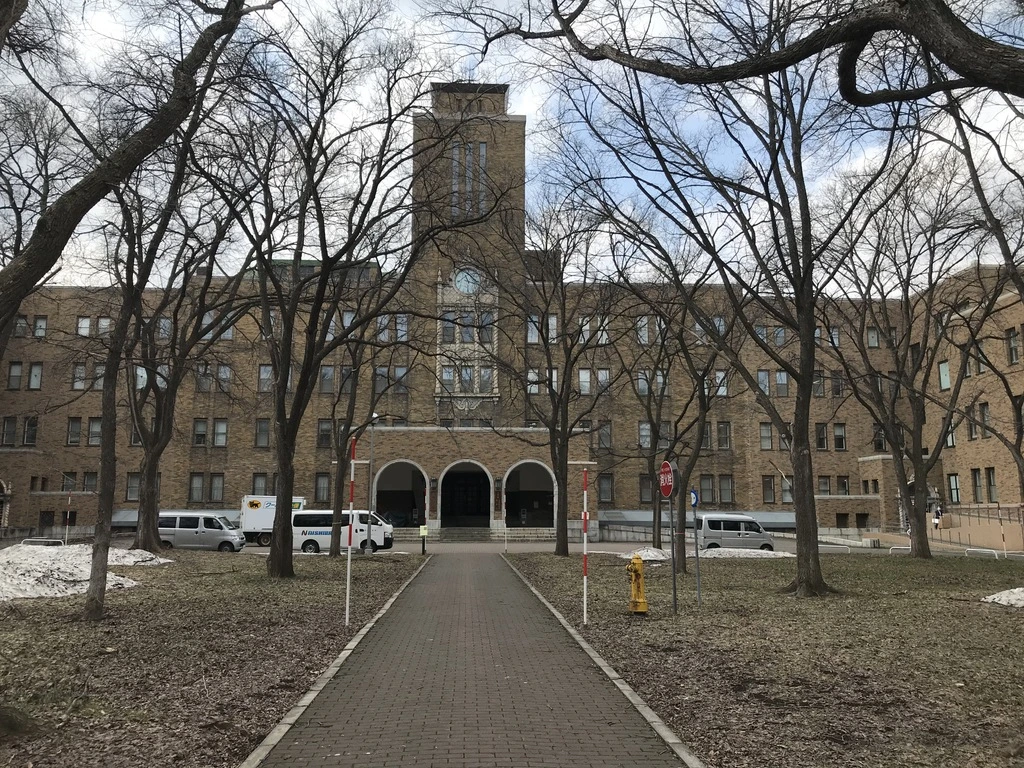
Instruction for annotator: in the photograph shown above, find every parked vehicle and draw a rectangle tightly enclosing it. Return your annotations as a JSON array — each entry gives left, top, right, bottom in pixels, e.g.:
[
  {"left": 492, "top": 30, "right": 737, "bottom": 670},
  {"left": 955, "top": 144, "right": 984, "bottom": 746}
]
[
  {"left": 292, "top": 510, "right": 394, "bottom": 554},
  {"left": 238, "top": 495, "right": 306, "bottom": 546},
  {"left": 158, "top": 513, "right": 246, "bottom": 551},
  {"left": 696, "top": 512, "right": 774, "bottom": 551}
]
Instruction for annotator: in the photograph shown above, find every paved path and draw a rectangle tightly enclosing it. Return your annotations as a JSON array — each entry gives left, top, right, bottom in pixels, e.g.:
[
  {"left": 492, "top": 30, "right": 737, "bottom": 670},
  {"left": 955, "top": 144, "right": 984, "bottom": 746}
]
[{"left": 251, "top": 554, "right": 684, "bottom": 767}]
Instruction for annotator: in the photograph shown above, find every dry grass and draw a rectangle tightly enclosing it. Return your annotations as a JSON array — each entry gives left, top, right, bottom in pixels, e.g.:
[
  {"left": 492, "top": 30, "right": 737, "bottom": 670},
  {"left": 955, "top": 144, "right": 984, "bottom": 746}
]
[
  {"left": 0, "top": 549, "right": 424, "bottom": 768},
  {"left": 508, "top": 552, "right": 1024, "bottom": 768}
]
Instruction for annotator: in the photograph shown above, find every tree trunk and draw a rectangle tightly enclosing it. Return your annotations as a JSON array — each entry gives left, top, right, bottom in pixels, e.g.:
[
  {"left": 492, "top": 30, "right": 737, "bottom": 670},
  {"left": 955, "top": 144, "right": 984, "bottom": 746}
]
[
  {"left": 132, "top": 449, "right": 164, "bottom": 553},
  {"left": 553, "top": 450, "right": 569, "bottom": 557},
  {"left": 651, "top": 459, "right": 662, "bottom": 548},
  {"left": 910, "top": 467, "right": 933, "bottom": 558},
  {"left": 267, "top": 446, "right": 296, "bottom": 578}
]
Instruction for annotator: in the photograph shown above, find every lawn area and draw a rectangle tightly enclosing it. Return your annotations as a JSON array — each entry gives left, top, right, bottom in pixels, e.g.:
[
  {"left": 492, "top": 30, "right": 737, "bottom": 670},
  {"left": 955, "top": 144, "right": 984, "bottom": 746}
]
[
  {"left": 508, "top": 552, "right": 1024, "bottom": 768},
  {"left": 0, "top": 549, "right": 424, "bottom": 768}
]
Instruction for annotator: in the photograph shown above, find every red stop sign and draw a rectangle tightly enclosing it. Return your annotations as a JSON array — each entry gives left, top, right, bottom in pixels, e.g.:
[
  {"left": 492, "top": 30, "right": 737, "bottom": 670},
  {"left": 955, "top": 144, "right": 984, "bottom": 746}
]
[{"left": 659, "top": 461, "right": 674, "bottom": 498}]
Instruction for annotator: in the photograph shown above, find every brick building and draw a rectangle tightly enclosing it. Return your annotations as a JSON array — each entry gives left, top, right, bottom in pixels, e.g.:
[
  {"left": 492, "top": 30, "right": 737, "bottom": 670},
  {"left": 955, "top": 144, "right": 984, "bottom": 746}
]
[{"left": 0, "top": 82, "right": 1020, "bottom": 540}]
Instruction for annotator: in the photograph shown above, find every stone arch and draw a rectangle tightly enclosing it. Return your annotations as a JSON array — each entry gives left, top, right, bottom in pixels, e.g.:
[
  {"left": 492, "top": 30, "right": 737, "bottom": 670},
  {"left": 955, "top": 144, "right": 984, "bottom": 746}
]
[
  {"left": 438, "top": 460, "right": 494, "bottom": 528},
  {"left": 374, "top": 459, "right": 429, "bottom": 528},
  {"left": 502, "top": 460, "right": 556, "bottom": 528}
]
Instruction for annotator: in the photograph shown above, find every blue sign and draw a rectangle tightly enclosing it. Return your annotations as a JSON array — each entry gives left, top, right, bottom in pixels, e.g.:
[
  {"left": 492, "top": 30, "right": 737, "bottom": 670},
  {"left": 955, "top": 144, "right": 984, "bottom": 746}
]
[{"left": 690, "top": 489, "right": 699, "bottom": 509}]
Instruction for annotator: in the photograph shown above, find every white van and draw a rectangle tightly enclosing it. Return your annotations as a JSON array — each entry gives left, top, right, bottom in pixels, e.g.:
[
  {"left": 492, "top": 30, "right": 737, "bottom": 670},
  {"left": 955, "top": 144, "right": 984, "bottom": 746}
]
[
  {"left": 158, "top": 513, "right": 247, "bottom": 552},
  {"left": 292, "top": 510, "right": 394, "bottom": 554},
  {"left": 697, "top": 513, "right": 774, "bottom": 551}
]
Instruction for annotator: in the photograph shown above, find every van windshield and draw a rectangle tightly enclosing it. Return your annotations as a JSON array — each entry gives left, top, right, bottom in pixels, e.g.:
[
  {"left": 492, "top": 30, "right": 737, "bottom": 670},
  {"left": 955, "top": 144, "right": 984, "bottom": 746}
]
[{"left": 218, "top": 516, "right": 236, "bottom": 530}]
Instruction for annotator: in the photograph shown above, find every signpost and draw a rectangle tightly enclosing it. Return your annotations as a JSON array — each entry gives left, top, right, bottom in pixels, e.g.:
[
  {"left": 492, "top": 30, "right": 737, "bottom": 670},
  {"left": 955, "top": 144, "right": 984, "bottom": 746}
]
[
  {"left": 345, "top": 438, "right": 356, "bottom": 626},
  {"left": 660, "top": 461, "right": 677, "bottom": 615},
  {"left": 691, "top": 487, "right": 703, "bottom": 608},
  {"left": 583, "top": 469, "right": 590, "bottom": 626}
]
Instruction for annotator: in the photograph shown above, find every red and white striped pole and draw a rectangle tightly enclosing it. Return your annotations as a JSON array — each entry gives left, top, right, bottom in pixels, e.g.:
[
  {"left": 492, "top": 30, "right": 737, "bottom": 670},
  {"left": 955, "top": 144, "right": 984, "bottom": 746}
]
[
  {"left": 583, "top": 468, "right": 589, "bottom": 626},
  {"left": 345, "top": 437, "right": 356, "bottom": 626}
]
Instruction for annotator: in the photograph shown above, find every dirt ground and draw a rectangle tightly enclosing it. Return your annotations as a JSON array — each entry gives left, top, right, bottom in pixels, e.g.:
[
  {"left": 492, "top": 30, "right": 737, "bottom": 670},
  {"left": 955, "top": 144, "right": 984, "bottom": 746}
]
[
  {"left": 0, "top": 549, "right": 424, "bottom": 768},
  {"left": 508, "top": 552, "right": 1024, "bottom": 768}
]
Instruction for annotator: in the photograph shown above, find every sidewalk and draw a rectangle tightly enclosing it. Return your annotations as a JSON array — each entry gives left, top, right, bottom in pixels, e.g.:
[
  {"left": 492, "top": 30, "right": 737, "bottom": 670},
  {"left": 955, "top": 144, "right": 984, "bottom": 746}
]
[{"left": 243, "top": 554, "right": 687, "bottom": 767}]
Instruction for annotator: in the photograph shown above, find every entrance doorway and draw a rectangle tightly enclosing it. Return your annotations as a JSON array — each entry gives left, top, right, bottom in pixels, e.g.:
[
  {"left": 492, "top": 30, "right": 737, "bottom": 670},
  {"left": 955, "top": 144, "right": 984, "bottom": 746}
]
[
  {"left": 440, "top": 462, "right": 491, "bottom": 527},
  {"left": 376, "top": 461, "right": 427, "bottom": 528},
  {"left": 504, "top": 462, "right": 554, "bottom": 527}
]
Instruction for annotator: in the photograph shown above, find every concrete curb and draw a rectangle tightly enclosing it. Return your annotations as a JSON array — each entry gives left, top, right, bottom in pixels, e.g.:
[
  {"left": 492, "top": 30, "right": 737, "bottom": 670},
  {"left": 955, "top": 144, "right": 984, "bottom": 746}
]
[
  {"left": 237, "top": 555, "right": 433, "bottom": 768},
  {"left": 501, "top": 554, "right": 707, "bottom": 768}
]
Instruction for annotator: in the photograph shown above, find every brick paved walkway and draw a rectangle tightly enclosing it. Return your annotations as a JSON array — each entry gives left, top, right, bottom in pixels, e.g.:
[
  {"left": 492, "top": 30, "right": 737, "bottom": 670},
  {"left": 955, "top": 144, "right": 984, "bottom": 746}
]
[{"left": 250, "top": 554, "right": 685, "bottom": 767}]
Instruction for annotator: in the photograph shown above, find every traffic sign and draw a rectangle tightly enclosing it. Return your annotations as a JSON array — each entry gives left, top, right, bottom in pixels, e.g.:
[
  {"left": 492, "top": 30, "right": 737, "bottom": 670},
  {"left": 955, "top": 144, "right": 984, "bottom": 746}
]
[
  {"left": 690, "top": 489, "right": 699, "bottom": 509},
  {"left": 659, "top": 461, "right": 674, "bottom": 498}
]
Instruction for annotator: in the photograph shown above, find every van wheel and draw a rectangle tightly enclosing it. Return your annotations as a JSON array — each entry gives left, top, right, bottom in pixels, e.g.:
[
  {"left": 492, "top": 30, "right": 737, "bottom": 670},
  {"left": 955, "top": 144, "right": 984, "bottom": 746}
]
[
  {"left": 218, "top": 542, "right": 234, "bottom": 552},
  {"left": 161, "top": 540, "right": 173, "bottom": 549},
  {"left": 257, "top": 533, "right": 272, "bottom": 547},
  {"left": 760, "top": 544, "right": 774, "bottom": 552},
  {"left": 361, "top": 540, "right": 378, "bottom": 553},
  {"left": 706, "top": 543, "right": 720, "bottom": 549},
  {"left": 301, "top": 540, "right": 320, "bottom": 554}
]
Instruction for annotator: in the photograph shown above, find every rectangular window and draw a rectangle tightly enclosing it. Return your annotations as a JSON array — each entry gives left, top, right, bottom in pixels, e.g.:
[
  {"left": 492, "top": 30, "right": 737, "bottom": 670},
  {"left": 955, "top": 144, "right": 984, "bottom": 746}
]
[
  {"left": 527, "top": 369, "right": 540, "bottom": 394},
  {"left": 126, "top": 473, "right": 141, "bottom": 502},
  {"left": 196, "top": 363, "right": 212, "bottom": 393},
  {"left": 396, "top": 313, "right": 409, "bottom": 342},
  {"left": 441, "top": 312, "right": 456, "bottom": 344},
  {"left": 193, "top": 419, "right": 208, "bottom": 445},
  {"left": 780, "top": 428, "right": 791, "bottom": 451},
  {"left": 945, "top": 426, "right": 956, "bottom": 448},
  {"left": 341, "top": 366, "right": 353, "bottom": 394},
  {"left": 6, "top": 362, "right": 22, "bottom": 389},
  {"left": 871, "top": 424, "right": 886, "bottom": 452},
  {"left": 478, "top": 312, "right": 493, "bottom": 344},
  {"left": 212, "top": 418, "right": 228, "bottom": 447},
  {"left": 717, "top": 421, "right": 731, "bottom": 450},
  {"left": 319, "top": 365, "right": 335, "bottom": 394},
  {"left": 33, "top": 316, "right": 47, "bottom": 337},
  {"left": 781, "top": 475, "right": 794, "bottom": 503},
  {"left": 92, "top": 363, "right": 106, "bottom": 390},
  {"left": 460, "top": 313, "right": 475, "bottom": 344},
  {"left": 598, "top": 474, "right": 613, "bottom": 503},
  {"left": 759, "top": 422, "right": 773, "bottom": 450},
  {"left": 578, "top": 368, "right": 592, "bottom": 395},
  {"left": 971, "top": 468, "right": 983, "bottom": 502},
  {"left": 209, "top": 473, "right": 225, "bottom": 503},
  {"left": 831, "top": 370, "right": 845, "bottom": 397},
  {"left": 829, "top": 327, "right": 840, "bottom": 347},
  {"left": 82, "top": 472, "right": 97, "bottom": 493},
  {"left": 87, "top": 417, "right": 102, "bottom": 446},
  {"left": 867, "top": 326, "right": 880, "bottom": 348},
  {"left": 636, "top": 370, "right": 650, "bottom": 395},
  {"left": 189, "top": 473, "right": 204, "bottom": 502},
  {"left": 762, "top": 476, "right": 775, "bottom": 504},
  {"left": 394, "top": 366, "right": 409, "bottom": 394},
  {"left": 947, "top": 473, "right": 961, "bottom": 504},
  {"left": 986, "top": 467, "right": 998, "bottom": 503},
  {"left": 0, "top": 416, "right": 14, "bottom": 445},
  {"left": 597, "top": 368, "right": 610, "bottom": 393},
  {"left": 775, "top": 371, "right": 789, "bottom": 397},
  {"left": 698, "top": 474, "right": 715, "bottom": 504},
  {"left": 980, "top": 402, "right": 991, "bottom": 438},
  {"left": 639, "top": 475, "right": 653, "bottom": 504},
  {"left": 527, "top": 314, "right": 540, "bottom": 344},
  {"left": 62, "top": 472, "right": 77, "bottom": 492},
  {"left": 754, "top": 324, "right": 767, "bottom": 341},
  {"left": 252, "top": 473, "right": 268, "bottom": 496},
  {"left": 976, "top": 344, "right": 988, "bottom": 374},
  {"left": 967, "top": 406, "right": 978, "bottom": 440},
  {"left": 27, "top": 362, "right": 42, "bottom": 390},
  {"left": 258, "top": 364, "right": 273, "bottom": 393},
  {"left": 315, "top": 472, "right": 331, "bottom": 503},
  {"left": 77, "top": 316, "right": 91, "bottom": 336},
  {"left": 658, "top": 421, "right": 670, "bottom": 450},
  {"left": 596, "top": 317, "right": 609, "bottom": 345},
  {"left": 818, "top": 476, "right": 832, "bottom": 495},
  {"left": 547, "top": 314, "right": 558, "bottom": 342},
  {"left": 377, "top": 315, "right": 391, "bottom": 343},
  {"left": 255, "top": 419, "right": 270, "bottom": 448},
  {"left": 97, "top": 317, "right": 110, "bottom": 337},
  {"left": 714, "top": 370, "right": 727, "bottom": 396},
  {"left": 22, "top": 416, "right": 37, "bottom": 446},
  {"left": 460, "top": 366, "right": 474, "bottom": 393},
  {"left": 1009, "top": 328, "right": 1021, "bottom": 364},
  {"left": 479, "top": 366, "right": 493, "bottom": 393},
  {"left": 636, "top": 316, "right": 649, "bottom": 345},
  {"left": 815, "top": 423, "right": 828, "bottom": 450},
  {"left": 772, "top": 327, "right": 785, "bottom": 346},
  {"left": 938, "top": 360, "right": 950, "bottom": 391},
  {"left": 375, "top": 366, "right": 389, "bottom": 394},
  {"left": 638, "top": 422, "right": 651, "bottom": 449},
  {"left": 701, "top": 424, "right": 712, "bottom": 450},
  {"left": 67, "top": 417, "right": 81, "bottom": 446},
  {"left": 598, "top": 421, "right": 612, "bottom": 449},
  {"left": 833, "top": 423, "right": 847, "bottom": 451},
  {"left": 718, "top": 475, "right": 734, "bottom": 503},
  {"left": 757, "top": 369, "right": 770, "bottom": 395},
  {"left": 441, "top": 365, "right": 455, "bottom": 392},
  {"left": 812, "top": 370, "right": 825, "bottom": 397}
]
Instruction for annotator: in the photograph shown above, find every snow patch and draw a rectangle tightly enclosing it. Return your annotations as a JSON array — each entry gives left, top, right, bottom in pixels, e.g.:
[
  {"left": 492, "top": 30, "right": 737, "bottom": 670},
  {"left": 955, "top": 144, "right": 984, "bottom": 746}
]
[
  {"left": 0, "top": 543, "right": 170, "bottom": 602},
  {"left": 982, "top": 588, "right": 1024, "bottom": 608}
]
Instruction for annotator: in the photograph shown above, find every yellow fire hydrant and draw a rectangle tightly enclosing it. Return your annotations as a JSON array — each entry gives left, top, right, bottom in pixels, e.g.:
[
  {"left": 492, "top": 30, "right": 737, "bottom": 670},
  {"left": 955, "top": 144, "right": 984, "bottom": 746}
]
[{"left": 627, "top": 555, "right": 649, "bottom": 614}]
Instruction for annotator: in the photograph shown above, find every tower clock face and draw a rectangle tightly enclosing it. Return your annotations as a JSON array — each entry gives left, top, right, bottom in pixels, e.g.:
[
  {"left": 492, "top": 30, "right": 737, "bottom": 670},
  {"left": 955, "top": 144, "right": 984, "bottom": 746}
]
[{"left": 454, "top": 268, "right": 482, "bottom": 295}]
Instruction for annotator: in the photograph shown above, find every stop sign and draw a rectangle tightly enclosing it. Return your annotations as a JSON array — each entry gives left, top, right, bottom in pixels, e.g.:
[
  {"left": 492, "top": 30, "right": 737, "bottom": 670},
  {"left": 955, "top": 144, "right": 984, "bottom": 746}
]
[{"left": 659, "top": 461, "right": 674, "bottom": 498}]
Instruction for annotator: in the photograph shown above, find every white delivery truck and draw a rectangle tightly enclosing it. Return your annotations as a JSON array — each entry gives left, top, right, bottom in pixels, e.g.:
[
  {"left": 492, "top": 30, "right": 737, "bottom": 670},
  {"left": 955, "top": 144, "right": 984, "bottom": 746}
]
[
  {"left": 292, "top": 509, "right": 394, "bottom": 553},
  {"left": 239, "top": 495, "right": 306, "bottom": 546}
]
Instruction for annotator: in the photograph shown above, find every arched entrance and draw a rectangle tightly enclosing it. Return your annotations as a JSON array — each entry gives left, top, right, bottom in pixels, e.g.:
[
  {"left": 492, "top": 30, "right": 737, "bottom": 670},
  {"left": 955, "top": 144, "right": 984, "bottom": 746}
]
[
  {"left": 440, "top": 461, "right": 491, "bottom": 527},
  {"left": 503, "top": 461, "right": 555, "bottom": 527},
  {"left": 375, "top": 461, "right": 428, "bottom": 528}
]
